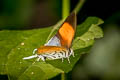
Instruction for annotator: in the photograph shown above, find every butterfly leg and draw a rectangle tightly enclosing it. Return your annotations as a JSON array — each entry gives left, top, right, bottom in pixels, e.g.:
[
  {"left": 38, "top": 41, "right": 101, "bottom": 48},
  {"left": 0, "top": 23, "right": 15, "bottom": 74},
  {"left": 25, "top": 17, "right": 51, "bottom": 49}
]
[
  {"left": 37, "top": 55, "right": 45, "bottom": 61},
  {"left": 62, "top": 58, "right": 64, "bottom": 62},
  {"left": 36, "top": 56, "right": 41, "bottom": 61},
  {"left": 67, "top": 57, "right": 70, "bottom": 63},
  {"left": 72, "top": 51, "right": 75, "bottom": 57},
  {"left": 69, "top": 48, "right": 74, "bottom": 57}
]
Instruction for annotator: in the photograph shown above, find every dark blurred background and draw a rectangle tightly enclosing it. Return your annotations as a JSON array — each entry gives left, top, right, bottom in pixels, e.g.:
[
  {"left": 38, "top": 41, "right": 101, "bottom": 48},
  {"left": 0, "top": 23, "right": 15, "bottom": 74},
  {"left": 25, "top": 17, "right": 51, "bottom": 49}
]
[{"left": 0, "top": 0, "right": 120, "bottom": 80}]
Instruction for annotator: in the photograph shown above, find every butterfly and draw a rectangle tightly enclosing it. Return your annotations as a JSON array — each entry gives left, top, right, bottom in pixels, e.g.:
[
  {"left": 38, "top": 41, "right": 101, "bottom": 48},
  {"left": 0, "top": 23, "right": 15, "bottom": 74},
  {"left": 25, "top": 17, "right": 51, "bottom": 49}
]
[{"left": 23, "top": 12, "right": 77, "bottom": 63}]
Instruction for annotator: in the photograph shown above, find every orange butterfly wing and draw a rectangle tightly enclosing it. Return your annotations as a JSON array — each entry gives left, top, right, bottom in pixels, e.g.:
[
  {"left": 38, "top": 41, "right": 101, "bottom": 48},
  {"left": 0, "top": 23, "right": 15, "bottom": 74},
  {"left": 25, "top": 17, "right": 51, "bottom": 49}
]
[
  {"left": 45, "top": 12, "right": 76, "bottom": 49},
  {"left": 58, "top": 12, "right": 76, "bottom": 48}
]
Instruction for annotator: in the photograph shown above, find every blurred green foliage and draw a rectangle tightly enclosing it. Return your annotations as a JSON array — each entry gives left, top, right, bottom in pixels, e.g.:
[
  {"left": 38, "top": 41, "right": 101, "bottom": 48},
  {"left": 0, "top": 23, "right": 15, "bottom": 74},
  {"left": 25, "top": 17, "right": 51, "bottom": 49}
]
[
  {"left": 0, "top": 0, "right": 61, "bottom": 29},
  {"left": 0, "top": 0, "right": 34, "bottom": 29}
]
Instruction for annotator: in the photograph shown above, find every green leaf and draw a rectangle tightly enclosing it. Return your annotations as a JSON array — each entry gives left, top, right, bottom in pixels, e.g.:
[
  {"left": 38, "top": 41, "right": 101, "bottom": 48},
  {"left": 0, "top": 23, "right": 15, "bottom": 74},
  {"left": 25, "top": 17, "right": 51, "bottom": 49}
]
[
  {"left": 0, "top": 0, "right": 34, "bottom": 29},
  {"left": 72, "top": 17, "right": 103, "bottom": 50},
  {"left": 0, "top": 29, "right": 42, "bottom": 74},
  {"left": 0, "top": 17, "right": 103, "bottom": 80},
  {"left": 75, "top": 17, "right": 103, "bottom": 37}
]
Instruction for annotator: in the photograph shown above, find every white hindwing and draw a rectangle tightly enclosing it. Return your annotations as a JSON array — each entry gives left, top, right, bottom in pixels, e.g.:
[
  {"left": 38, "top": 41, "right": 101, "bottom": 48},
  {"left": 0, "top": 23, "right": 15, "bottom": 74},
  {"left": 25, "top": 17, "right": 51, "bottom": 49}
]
[{"left": 45, "top": 36, "right": 61, "bottom": 46}]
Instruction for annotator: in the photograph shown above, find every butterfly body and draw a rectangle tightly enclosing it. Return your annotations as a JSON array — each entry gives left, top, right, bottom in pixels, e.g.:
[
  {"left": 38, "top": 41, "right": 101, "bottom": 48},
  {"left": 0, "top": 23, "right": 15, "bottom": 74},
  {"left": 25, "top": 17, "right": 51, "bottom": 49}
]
[
  {"left": 23, "top": 12, "right": 76, "bottom": 63},
  {"left": 23, "top": 46, "right": 74, "bottom": 63},
  {"left": 37, "top": 46, "right": 67, "bottom": 54}
]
